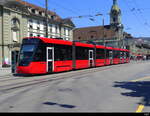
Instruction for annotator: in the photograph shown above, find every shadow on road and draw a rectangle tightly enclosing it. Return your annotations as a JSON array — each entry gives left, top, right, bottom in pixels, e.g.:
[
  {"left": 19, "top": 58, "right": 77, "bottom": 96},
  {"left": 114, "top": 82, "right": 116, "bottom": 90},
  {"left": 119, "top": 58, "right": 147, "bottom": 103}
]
[
  {"left": 113, "top": 81, "right": 150, "bottom": 106},
  {"left": 43, "top": 102, "right": 76, "bottom": 109}
]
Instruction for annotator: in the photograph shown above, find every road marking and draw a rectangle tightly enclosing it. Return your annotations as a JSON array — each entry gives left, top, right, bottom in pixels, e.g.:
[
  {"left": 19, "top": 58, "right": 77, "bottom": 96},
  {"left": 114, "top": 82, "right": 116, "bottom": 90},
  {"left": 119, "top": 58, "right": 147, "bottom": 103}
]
[
  {"left": 130, "top": 76, "right": 150, "bottom": 113},
  {"left": 136, "top": 105, "right": 144, "bottom": 113},
  {"left": 131, "top": 76, "right": 150, "bottom": 82}
]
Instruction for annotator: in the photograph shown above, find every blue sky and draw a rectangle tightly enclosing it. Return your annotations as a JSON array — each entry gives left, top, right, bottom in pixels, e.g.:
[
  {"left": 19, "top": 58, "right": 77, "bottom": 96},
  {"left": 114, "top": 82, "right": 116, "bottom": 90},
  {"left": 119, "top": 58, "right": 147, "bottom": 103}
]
[{"left": 26, "top": 0, "right": 150, "bottom": 37}]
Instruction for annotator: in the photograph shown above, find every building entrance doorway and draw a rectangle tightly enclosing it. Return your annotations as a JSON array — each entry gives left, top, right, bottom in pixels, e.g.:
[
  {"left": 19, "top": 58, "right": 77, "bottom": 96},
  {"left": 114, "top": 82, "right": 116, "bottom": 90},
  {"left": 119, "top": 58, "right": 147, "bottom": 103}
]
[{"left": 11, "top": 51, "right": 19, "bottom": 73}]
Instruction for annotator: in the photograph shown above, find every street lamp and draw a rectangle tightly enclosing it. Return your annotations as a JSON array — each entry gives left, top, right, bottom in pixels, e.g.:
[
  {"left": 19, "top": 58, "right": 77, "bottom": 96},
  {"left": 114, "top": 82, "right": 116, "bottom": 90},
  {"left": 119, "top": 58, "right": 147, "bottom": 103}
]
[{"left": 102, "top": 17, "right": 105, "bottom": 46}]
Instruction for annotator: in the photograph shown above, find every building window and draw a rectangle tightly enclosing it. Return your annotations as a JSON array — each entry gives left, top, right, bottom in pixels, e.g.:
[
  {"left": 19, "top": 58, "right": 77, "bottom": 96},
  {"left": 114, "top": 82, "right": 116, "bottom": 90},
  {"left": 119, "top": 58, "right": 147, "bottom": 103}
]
[
  {"left": 64, "top": 28, "right": 66, "bottom": 35},
  {"left": 37, "top": 27, "right": 40, "bottom": 30},
  {"left": 30, "top": 25, "right": 33, "bottom": 29},
  {"left": 49, "top": 24, "right": 52, "bottom": 33},
  {"left": 29, "top": 19, "right": 33, "bottom": 23},
  {"left": 50, "top": 28, "right": 52, "bottom": 33},
  {"left": 56, "top": 25, "right": 58, "bottom": 33},
  {"left": 113, "top": 18, "right": 116, "bottom": 22},
  {"left": 30, "top": 33, "right": 33, "bottom": 37},
  {"left": 39, "top": 11, "right": 42, "bottom": 15},
  {"left": 12, "top": 31, "right": 17, "bottom": 42},
  {"left": 52, "top": 24, "right": 56, "bottom": 33},
  {"left": 31, "top": 9, "right": 35, "bottom": 13},
  {"left": 66, "top": 28, "right": 69, "bottom": 36},
  {"left": 11, "top": 18, "right": 20, "bottom": 42},
  {"left": 51, "top": 15, "right": 55, "bottom": 20},
  {"left": 37, "top": 21, "right": 40, "bottom": 30},
  {"left": 37, "top": 21, "right": 40, "bottom": 25},
  {"left": 68, "top": 29, "right": 70, "bottom": 36},
  {"left": 29, "top": 19, "right": 33, "bottom": 29},
  {"left": 44, "top": 26, "right": 46, "bottom": 31}
]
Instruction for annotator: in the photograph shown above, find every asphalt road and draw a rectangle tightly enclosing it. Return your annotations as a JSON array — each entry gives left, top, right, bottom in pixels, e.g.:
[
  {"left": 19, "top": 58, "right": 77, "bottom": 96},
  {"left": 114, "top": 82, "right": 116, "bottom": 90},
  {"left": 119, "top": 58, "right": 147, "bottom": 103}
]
[{"left": 0, "top": 61, "right": 150, "bottom": 112}]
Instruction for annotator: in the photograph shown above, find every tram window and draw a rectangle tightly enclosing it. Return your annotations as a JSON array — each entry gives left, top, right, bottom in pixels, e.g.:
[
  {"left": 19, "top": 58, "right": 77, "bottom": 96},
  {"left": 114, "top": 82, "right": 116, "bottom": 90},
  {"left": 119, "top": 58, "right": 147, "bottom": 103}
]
[
  {"left": 117, "top": 51, "right": 119, "bottom": 58},
  {"left": 123, "top": 52, "right": 126, "bottom": 58},
  {"left": 126, "top": 52, "right": 130, "bottom": 58},
  {"left": 109, "top": 51, "right": 113, "bottom": 59},
  {"left": 113, "top": 51, "right": 120, "bottom": 58},
  {"left": 96, "top": 49, "right": 105, "bottom": 59},
  {"left": 48, "top": 49, "right": 52, "bottom": 59},
  {"left": 22, "top": 38, "right": 40, "bottom": 44},
  {"left": 106, "top": 50, "right": 113, "bottom": 58},
  {"left": 54, "top": 45, "right": 72, "bottom": 61},
  {"left": 120, "top": 52, "right": 124, "bottom": 58},
  {"left": 19, "top": 44, "right": 36, "bottom": 65},
  {"left": 115, "top": 51, "right": 119, "bottom": 58},
  {"left": 22, "top": 45, "right": 35, "bottom": 52},
  {"left": 113, "top": 51, "right": 116, "bottom": 58},
  {"left": 34, "top": 45, "right": 45, "bottom": 61},
  {"left": 106, "top": 50, "right": 109, "bottom": 58},
  {"left": 76, "top": 47, "right": 89, "bottom": 60}
]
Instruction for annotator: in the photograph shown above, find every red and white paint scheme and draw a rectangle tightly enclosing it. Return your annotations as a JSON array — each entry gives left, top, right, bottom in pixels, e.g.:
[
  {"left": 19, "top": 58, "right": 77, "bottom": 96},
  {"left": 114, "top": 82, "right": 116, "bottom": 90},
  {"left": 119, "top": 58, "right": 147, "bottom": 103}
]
[{"left": 17, "top": 37, "right": 130, "bottom": 74}]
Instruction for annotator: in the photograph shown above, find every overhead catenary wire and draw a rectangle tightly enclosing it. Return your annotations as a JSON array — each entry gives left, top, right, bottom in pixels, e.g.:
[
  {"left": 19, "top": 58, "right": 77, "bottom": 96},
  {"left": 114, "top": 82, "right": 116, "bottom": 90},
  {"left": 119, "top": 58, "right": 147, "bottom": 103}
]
[
  {"left": 34, "top": 0, "right": 105, "bottom": 25},
  {"left": 123, "top": 0, "right": 150, "bottom": 36},
  {"left": 130, "top": 0, "right": 150, "bottom": 29}
]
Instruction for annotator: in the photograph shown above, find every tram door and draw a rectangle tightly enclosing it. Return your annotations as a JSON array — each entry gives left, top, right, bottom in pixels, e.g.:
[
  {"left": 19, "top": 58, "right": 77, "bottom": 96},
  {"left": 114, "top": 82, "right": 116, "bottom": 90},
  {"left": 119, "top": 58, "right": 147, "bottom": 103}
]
[
  {"left": 46, "top": 47, "right": 54, "bottom": 72},
  {"left": 109, "top": 51, "right": 113, "bottom": 64},
  {"left": 124, "top": 52, "right": 126, "bottom": 63},
  {"left": 120, "top": 52, "right": 123, "bottom": 63},
  {"left": 89, "top": 50, "right": 94, "bottom": 67}
]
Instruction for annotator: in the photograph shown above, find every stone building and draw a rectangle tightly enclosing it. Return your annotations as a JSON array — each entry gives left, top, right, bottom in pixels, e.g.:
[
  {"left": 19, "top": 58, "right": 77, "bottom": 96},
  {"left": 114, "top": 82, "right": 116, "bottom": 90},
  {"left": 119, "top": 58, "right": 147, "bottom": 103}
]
[
  {"left": 0, "top": 0, "right": 75, "bottom": 67},
  {"left": 124, "top": 37, "right": 150, "bottom": 58},
  {"left": 73, "top": 25, "right": 116, "bottom": 46},
  {"left": 73, "top": 0, "right": 124, "bottom": 48}
]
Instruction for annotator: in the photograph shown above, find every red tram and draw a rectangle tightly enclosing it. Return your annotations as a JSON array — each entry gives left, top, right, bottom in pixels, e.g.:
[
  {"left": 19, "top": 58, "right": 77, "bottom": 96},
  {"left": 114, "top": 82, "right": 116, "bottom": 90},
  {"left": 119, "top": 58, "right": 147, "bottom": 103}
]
[{"left": 17, "top": 37, "right": 130, "bottom": 74}]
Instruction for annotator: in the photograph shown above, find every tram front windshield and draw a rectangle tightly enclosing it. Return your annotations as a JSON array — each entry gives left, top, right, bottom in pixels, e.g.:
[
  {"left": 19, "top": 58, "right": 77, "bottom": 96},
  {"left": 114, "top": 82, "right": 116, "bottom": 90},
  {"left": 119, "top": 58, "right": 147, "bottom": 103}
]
[{"left": 19, "top": 44, "right": 36, "bottom": 66}]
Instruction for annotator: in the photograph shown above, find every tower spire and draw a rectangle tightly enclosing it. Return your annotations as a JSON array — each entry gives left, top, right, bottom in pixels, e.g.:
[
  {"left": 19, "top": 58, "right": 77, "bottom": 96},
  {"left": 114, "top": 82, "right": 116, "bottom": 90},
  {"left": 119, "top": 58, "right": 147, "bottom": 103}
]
[
  {"left": 110, "top": 0, "right": 121, "bottom": 25},
  {"left": 113, "top": 0, "right": 117, "bottom": 5}
]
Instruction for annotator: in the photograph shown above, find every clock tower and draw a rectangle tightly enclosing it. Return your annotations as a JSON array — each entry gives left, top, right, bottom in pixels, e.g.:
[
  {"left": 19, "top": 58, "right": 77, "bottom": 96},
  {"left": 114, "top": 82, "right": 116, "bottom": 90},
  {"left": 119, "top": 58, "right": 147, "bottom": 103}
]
[
  {"left": 110, "top": 0, "right": 124, "bottom": 48},
  {"left": 110, "top": 0, "right": 122, "bottom": 26}
]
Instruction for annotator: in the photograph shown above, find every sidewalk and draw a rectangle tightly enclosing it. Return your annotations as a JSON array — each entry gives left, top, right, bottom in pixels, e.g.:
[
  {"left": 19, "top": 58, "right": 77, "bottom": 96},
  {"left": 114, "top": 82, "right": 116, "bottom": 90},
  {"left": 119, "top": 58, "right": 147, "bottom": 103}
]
[{"left": 0, "top": 67, "right": 12, "bottom": 77}]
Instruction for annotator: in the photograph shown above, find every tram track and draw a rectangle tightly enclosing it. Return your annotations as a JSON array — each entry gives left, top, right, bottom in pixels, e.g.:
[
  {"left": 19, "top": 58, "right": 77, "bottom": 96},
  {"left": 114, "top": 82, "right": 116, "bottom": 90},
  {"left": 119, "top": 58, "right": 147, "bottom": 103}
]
[
  {"left": 0, "top": 63, "right": 128, "bottom": 93},
  {"left": 0, "top": 74, "right": 12, "bottom": 79},
  {"left": 0, "top": 74, "right": 24, "bottom": 82}
]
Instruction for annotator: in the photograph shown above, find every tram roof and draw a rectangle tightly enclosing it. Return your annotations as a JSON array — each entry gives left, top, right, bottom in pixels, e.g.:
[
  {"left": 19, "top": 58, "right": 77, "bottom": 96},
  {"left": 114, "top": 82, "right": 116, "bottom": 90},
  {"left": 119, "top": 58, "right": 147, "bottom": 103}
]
[
  {"left": 120, "top": 48, "right": 130, "bottom": 52},
  {"left": 75, "top": 42, "right": 95, "bottom": 48},
  {"left": 106, "top": 46, "right": 130, "bottom": 52},
  {"left": 23, "top": 37, "right": 73, "bottom": 46},
  {"left": 113, "top": 47, "right": 121, "bottom": 51},
  {"left": 105, "top": 46, "right": 114, "bottom": 50},
  {"left": 96, "top": 45, "right": 106, "bottom": 49}
]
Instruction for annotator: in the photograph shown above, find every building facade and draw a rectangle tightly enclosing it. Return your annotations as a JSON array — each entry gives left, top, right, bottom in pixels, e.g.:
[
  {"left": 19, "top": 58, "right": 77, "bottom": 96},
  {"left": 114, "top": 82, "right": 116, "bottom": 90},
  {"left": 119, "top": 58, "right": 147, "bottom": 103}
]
[
  {"left": 73, "top": 25, "right": 116, "bottom": 45},
  {"left": 124, "top": 37, "right": 150, "bottom": 59},
  {"left": 0, "top": 0, "right": 75, "bottom": 67}
]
